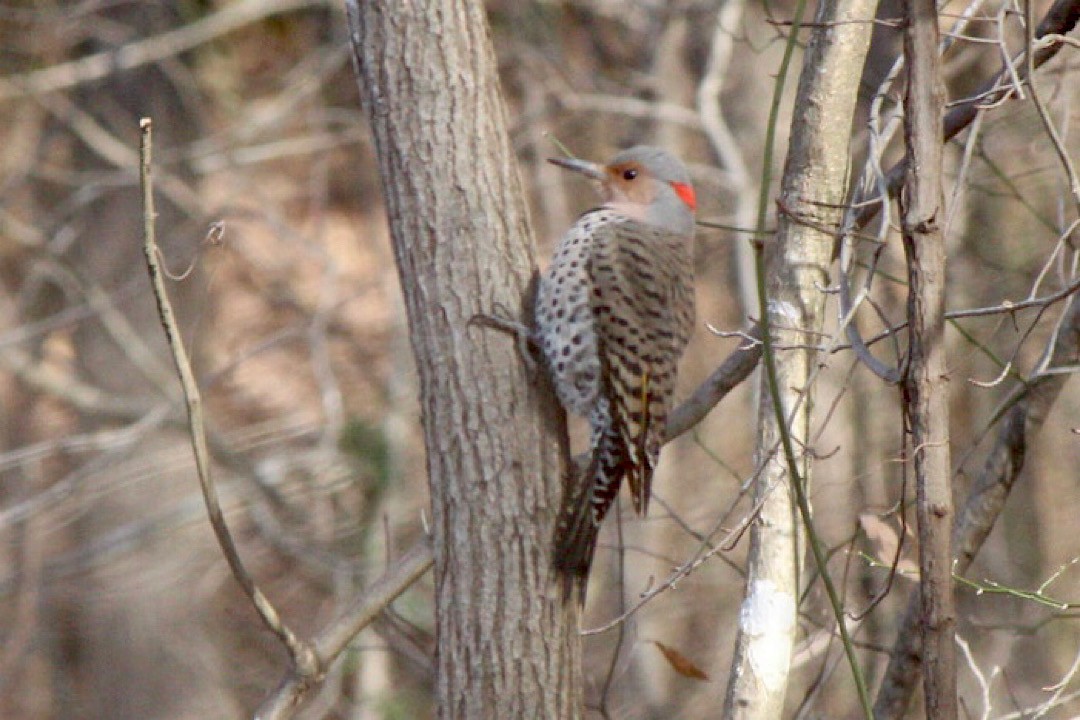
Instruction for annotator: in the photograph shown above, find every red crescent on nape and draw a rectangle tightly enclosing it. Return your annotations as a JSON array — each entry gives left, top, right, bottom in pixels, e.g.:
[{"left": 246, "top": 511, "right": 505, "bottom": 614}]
[{"left": 670, "top": 182, "right": 696, "bottom": 211}]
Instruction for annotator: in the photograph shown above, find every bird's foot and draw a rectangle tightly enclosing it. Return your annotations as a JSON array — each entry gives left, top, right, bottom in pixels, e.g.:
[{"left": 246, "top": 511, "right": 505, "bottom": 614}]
[{"left": 469, "top": 304, "right": 540, "bottom": 375}]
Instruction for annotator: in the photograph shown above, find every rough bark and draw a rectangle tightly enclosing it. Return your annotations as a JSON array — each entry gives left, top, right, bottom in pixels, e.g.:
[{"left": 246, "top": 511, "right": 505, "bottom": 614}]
[
  {"left": 899, "top": 0, "right": 956, "bottom": 716},
  {"left": 346, "top": 2, "right": 579, "bottom": 718},
  {"left": 722, "top": 0, "right": 878, "bottom": 715}
]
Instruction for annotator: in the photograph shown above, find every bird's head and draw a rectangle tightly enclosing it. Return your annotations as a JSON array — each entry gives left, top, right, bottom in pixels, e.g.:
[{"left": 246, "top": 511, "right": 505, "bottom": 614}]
[{"left": 548, "top": 145, "right": 696, "bottom": 237}]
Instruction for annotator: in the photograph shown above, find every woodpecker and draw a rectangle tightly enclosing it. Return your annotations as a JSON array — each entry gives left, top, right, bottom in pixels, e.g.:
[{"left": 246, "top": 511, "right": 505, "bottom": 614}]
[{"left": 536, "top": 145, "right": 696, "bottom": 584}]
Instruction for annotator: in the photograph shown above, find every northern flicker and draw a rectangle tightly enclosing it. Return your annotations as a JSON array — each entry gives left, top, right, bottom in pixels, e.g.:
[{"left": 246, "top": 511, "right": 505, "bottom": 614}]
[{"left": 536, "top": 145, "right": 696, "bottom": 583}]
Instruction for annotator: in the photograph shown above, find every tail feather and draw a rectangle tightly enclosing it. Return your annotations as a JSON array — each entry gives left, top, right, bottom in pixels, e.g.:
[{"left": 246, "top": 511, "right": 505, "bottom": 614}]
[
  {"left": 552, "top": 426, "right": 627, "bottom": 602},
  {"left": 552, "top": 493, "right": 599, "bottom": 602}
]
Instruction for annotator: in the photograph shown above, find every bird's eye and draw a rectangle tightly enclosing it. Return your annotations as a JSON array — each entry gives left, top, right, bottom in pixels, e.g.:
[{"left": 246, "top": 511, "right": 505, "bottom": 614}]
[{"left": 622, "top": 168, "right": 638, "bottom": 181}]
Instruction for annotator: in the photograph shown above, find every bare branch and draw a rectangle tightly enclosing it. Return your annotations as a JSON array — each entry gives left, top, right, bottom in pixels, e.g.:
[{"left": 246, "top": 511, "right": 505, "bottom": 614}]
[
  {"left": 0, "top": 0, "right": 333, "bottom": 100},
  {"left": 899, "top": 0, "right": 957, "bottom": 711},
  {"left": 665, "top": 326, "right": 762, "bottom": 441},
  {"left": 875, "top": 293, "right": 1080, "bottom": 718},
  {"left": 0, "top": 345, "right": 157, "bottom": 419},
  {"left": 255, "top": 537, "right": 434, "bottom": 720},
  {"left": 1023, "top": 0, "right": 1080, "bottom": 216},
  {"left": 140, "top": 118, "right": 316, "bottom": 680},
  {"left": 850, "top": 0, "right": 1080, "bottom": 234}
]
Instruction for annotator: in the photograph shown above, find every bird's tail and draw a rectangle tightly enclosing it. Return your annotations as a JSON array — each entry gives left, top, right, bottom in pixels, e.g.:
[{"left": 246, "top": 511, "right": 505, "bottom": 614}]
[{"left": 552, "top": 426, "right": 626, "bottom": 602}]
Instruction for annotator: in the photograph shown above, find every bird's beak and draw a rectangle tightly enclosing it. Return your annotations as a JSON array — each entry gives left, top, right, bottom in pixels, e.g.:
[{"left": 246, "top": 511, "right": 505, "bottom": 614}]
[{"left": 547, "top": 156, "right": 608, "bottom": 182}]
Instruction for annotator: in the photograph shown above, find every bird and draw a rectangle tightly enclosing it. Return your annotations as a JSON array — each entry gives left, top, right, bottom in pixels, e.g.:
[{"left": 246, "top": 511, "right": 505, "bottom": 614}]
[{"left": 535, "top": 145, "right": 696, "bottom": 588}]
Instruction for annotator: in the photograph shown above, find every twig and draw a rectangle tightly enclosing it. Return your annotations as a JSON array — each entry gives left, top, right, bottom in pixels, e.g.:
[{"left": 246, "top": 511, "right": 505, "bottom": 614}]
[
  {"left": 873, "top": 294, "right": 1080, "bottom": 717},
  {"left": 955, "top": 634, "right": 996, "bottom": 720},
  {"left": 583, "top": 490, "right": 766, "bottom": 636},
  {"left": 0, "top": 0, "right": 331, "bottom": 99},
  {"left": 255, "top": 537, "right": 434, "bottom": 719},
  {"left": 598, "top": 502, "right": 629, "bottom": 719},
  {"left": 996, "top": 690, "right": 1080, "bottom": 719},
  {"left": 139, "top": 118, "right": 318, "bottom": 682},
  {"left": 1023, "top": 0, "right": 1080, "bottom": 215},
  {"left": 1032, "top": 634, "right": 1080, "bottom": 718},
  {"left": 665, "top": 325, "right": 763, "bottom": 440},
  {"left": 849, "top": 0, "right": 1080, "bottom": 236},
  {"left": 831, "top": 276, "right": 1080, "bottom": 353},
  {"left": 952, "top": 574, "right": 1076, "bottom": 611},
  {"left": 948, "top": 280, "right": 1080, "bottom": 319}
]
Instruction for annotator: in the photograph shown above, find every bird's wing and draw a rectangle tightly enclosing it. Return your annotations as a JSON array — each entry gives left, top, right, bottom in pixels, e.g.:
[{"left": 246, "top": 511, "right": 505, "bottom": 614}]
[{"left": 588, "top": 219, "right": 693, "bottom": 516}]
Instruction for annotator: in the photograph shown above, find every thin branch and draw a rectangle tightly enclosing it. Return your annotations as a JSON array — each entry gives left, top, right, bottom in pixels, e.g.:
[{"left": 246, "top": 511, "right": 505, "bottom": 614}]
[
  {"left": 873, "top": 295, "right": 1080, "bottom": 718},
  {"left": 850, "top": 0, "right": 1080, "bottom": 234},
  {"left": 1023, "top": 0, "right": 1080, "bottom": 216},
  {"left": 900, "top": 0, "right": 957, "bottom": 713},
  {"left": 140, "top": 118, "right": 317, "bottom": 680},
  {"left": 0, "top": 0, "right": 332, "bottom": 99},
  {"left": 583, "top": 489, "right": 765, "bottom": 637},
  {"left": 831, "top": 276, "right": 1080, "bottom": 354},
  {"left": 255, "top": 537, "right": 434, "bottom": 720},
  {"left": 1032, "top": 627, "right": 1080, "bottom": 718},
  {"left": 956, "top": 279, "right": 1080, "bottom": 320},
  {"left": 956, "top": 634, "right": 996, "bottom": 720},
  {"left": 665, "top": 325, "right": 762, "bottom": 440}
]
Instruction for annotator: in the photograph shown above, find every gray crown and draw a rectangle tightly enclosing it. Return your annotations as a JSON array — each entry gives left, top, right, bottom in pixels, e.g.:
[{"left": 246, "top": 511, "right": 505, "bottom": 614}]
[{"left": 610, "top": 145, "right": 691, "bottom": 185}]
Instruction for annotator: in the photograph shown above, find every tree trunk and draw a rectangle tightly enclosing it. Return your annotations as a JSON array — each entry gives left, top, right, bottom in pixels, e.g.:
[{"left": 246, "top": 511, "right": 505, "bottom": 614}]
[
  {"left": 722, "top": 0, "right": 877, "bottom": 715},
  {"left": 345, "top": 1, "right": 580, "bottom": 718}
]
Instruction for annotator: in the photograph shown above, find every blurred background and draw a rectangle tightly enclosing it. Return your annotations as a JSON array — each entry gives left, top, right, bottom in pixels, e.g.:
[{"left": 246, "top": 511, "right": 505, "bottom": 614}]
[{"left": 0, "top": 1, "right": 1077, "bottom": 718}]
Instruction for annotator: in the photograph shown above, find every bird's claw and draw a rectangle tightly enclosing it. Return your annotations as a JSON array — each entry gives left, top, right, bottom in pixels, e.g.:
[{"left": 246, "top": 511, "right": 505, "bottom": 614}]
[{"left": 469, "top": 304, "right": 540, "bottom": 375}]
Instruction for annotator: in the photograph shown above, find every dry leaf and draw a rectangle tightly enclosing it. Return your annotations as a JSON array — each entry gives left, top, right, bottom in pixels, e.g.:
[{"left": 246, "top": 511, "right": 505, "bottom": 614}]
[{"left": 653, "top": 641, "right": 709, "bottom": 681}]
